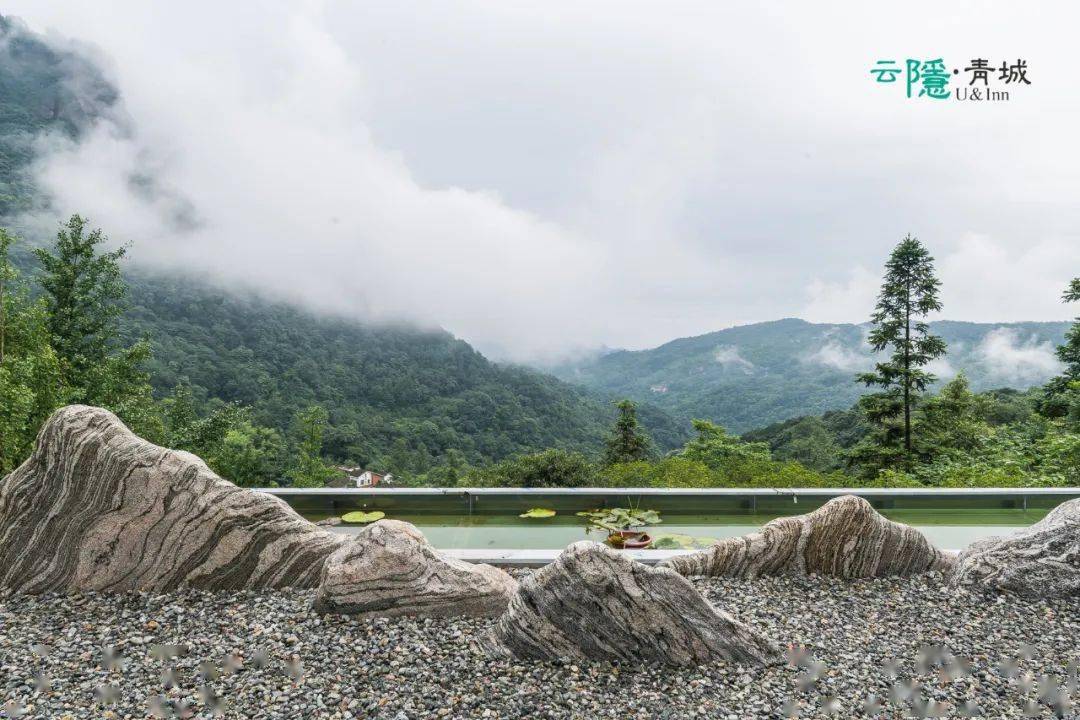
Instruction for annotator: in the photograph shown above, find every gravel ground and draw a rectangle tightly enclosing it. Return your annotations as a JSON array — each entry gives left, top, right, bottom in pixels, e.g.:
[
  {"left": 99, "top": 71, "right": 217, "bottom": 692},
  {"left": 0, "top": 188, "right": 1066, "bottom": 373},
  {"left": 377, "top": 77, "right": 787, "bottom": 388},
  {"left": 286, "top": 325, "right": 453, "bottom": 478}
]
[{"left": 2, "top": 572, "right": 1079, "bottom": 719}]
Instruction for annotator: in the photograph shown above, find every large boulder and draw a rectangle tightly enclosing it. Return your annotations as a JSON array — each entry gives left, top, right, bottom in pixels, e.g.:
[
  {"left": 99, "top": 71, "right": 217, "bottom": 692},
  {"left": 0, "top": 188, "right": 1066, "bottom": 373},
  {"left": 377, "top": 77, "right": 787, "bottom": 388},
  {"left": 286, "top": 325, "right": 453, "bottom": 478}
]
[
  {"left": 0, "top": 405, "right": 348, "bottom": 593},
  {"left": 483, "top": 541, "right": 779, "bottom": 666},
  {"left": 662, "top": 495, "right": 955, "bottom": 579},
  {"left": 313, "top": 519, "right": 517, "bottom": 618},
  {"left": 953, "top": 498, "right": 1080, "bottom": 597},
  {"left": 0, "top": 405, "right": 520, "bottom": 619}
]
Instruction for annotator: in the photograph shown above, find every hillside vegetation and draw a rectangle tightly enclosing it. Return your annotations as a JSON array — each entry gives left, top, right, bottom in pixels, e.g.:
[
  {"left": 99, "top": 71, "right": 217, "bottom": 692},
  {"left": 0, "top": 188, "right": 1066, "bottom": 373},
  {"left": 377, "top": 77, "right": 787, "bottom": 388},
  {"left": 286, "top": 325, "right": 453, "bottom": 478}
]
[{"left": 553, "top": 318, "right": 1069, "bottom": 432}]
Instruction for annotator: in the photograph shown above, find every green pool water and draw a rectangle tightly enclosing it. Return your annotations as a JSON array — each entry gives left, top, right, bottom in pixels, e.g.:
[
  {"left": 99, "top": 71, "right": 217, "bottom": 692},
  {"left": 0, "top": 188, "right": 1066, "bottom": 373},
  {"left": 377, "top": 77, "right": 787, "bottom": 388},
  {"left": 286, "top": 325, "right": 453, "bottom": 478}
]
[{"left": 300, "top": 508, "right": 1049, "bottom": 550}]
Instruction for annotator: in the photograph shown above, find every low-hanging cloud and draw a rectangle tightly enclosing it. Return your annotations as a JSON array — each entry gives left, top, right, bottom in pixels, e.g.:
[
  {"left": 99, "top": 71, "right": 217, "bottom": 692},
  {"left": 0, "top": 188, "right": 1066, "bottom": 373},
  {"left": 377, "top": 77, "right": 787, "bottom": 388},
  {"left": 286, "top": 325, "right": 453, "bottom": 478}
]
[
  {"left": 807, "top": 341, "right": 872, "bottom": 372},
  {"left": 713, "top": 346, "right": 755, "bottom": 373},
  {"left": 975, "top": 327, "right": 1065, "bottom": 384},
  {"left": 6, "top": 1, "right": 1080, "bottom": 362}
]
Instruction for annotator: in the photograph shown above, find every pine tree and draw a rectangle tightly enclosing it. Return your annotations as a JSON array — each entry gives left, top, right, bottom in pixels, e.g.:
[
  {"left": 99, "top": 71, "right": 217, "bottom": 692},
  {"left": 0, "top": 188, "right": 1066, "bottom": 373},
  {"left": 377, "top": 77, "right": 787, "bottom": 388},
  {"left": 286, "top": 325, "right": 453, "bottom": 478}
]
[
  {"left": 603, "top": 399, "right": 651, "bottom": 465},
  {"left": 32, "top": 215, "right": 164, "bottom": 439},
  {"left": 34, "top": 215, "right": 128, "bottom": 378},
  {"left": 850, "top": 235, "right": 947, "bottom": 474}
]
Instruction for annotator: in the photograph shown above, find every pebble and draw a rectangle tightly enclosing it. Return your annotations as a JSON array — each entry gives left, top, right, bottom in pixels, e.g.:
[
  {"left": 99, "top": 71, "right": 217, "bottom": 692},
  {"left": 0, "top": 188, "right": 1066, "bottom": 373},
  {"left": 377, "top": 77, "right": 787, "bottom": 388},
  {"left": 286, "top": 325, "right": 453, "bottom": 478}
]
[{"left": 1, "top": 573, "right": 1078, "bottom": 717}]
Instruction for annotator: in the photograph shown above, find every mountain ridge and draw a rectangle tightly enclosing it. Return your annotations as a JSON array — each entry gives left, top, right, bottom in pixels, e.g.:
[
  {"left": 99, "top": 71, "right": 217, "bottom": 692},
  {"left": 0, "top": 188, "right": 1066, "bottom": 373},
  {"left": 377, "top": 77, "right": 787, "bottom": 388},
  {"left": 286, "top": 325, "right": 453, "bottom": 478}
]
[{"left": 550, "top": 318, "right": 1070, "bottom": 432}]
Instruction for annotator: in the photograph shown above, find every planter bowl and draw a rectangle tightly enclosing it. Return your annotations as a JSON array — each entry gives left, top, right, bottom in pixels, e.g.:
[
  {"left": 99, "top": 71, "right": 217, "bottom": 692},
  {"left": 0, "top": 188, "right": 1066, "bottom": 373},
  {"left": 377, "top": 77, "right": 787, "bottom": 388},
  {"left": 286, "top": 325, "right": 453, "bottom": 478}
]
[{"left": 607, "top": 530, "right": 653, "bottom": 549}]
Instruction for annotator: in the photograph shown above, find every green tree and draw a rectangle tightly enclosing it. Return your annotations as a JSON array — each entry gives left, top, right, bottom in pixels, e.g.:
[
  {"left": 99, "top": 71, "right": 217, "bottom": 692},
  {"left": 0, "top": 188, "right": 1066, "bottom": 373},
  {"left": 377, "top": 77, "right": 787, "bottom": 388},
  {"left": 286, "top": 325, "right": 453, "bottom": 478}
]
[
  {"left": 603, "top": 399, "right": 651, "bottom": 465},
  {"left": 917, "top": 373, "right": 989, "bottom": 462},
  {"left": 468, "top": 448, "right": 596, "bottom": 488},
  {"left": 677, "top": 419, "right": 771, "bottom": 468},
  {"left": 162, "top": 380, "right": 249, "bottom": 459},
  {"left": 288, "top": 405, "right": 335, "bottom": 488},
  {"left": 0, "top": 229, "right": 64, "bottom": 473},
  {"left": 34, "top": 215, "right": 128, "bottom": 378},
  {"left": 208, "top": 421, "right": 288, "bottom": 487},
  {"left": 0, "top": 228, "right": 10, "bottom": 366},
  {"left": 851, "top": 235, "right": 946, "bottom": 473},
  {"left": 1041, "top": 277, "right": 1080, "bottom": 419},
  {"left": 32, "top": 215, "right": 162, "bottom": 437}
]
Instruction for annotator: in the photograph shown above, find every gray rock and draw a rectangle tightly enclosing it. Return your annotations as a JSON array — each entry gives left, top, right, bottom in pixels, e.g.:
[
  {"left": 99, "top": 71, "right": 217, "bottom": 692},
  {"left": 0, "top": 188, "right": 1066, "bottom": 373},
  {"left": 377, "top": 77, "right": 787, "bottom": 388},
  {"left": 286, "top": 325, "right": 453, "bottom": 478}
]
[
  {"left": 483, "top": 541, "right": 779, "bottom": 666},
  {"left": 315, "top": 517, "right": 343, "bottom": 527},
  {"left": 0, "top": 405, "right": 513, "bottom": 620},
  {"left": 313, "top": 519, "right": 517, "bottom": 618},
  {"left": 661, "top": 495, "right": 954, "bottom": 579},
  {"left": 953, "top": 498, "right": 1080, "bottom": 596},
  {"left": 0, "top": 405, "right": 347, "bottom": 594}
]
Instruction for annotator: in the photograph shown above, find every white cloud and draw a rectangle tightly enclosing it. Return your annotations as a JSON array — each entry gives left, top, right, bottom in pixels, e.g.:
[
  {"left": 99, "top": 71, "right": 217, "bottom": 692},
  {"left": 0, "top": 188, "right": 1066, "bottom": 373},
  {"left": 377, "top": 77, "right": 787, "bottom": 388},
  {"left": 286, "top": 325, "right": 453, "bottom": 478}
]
[
  {"left": 937, "top": 234, "right": 1080, "bottom": 323},
  {"left": 926, "top": 356, "right": 958, "bottom": 381},
  {"left": 804, "top": 233, "right": 1080, "bottom": 329},
  {"left": 6, "top": 1, "right": 1080, "bottom": 360},
  {"left": 975, "top": 327, "right": 1065, "bottom": 384},
  {"left": 803, "top": 267, "right": 880, "bottom": 324},
  {"left": 713, "top": 346, "right": 754, "bottom": 372},
  {"left": 806, "top": 341, "right": 871, "bottom": 372}
]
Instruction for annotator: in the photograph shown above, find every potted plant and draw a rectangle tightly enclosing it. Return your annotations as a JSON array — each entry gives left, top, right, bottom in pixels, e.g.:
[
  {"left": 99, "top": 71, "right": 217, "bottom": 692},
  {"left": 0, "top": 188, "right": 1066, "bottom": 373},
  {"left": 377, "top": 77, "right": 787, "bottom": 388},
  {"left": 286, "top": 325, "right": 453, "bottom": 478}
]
[{"left": 576, "top": 507, "right": 662, "bottom": 549}]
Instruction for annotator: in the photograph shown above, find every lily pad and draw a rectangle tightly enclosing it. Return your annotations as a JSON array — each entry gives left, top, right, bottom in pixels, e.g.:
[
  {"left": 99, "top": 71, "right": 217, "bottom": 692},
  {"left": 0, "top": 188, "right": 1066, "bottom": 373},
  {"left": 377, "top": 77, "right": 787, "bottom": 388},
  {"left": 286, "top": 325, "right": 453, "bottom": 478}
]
[
  {"left": 341, "top": 510, "right": 385, "bottom": 524},
  {"left": 519, "top": 508, "right": 557, "bottom": 519},
  {"left": 648, "top": 532, "right": 695, "bottom": 549}
]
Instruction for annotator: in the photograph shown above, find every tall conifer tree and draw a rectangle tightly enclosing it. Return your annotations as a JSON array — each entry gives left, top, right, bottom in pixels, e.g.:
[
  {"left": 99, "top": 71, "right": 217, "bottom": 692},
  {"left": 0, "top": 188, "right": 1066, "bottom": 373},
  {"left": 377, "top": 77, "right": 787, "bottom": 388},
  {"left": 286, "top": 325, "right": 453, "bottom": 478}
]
[
  {"left": 850, "top": 235, "right": 946, "bottom": 472},
  {"left": 603, "top": 400, "right": 652, "bottom": 465}
]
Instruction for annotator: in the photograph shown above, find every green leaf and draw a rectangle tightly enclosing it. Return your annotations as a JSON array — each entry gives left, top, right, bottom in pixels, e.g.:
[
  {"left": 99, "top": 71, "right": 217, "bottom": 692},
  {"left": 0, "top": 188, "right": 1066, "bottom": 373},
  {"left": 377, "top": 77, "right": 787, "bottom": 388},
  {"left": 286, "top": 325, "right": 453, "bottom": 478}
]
[
  {"left": 648, "top": 532, "right": 694, "bottom": 549},
  {"left": 519, "top": 508, "right": 556, "bottom": 518},
  {"left": 341, "top": 510, "right": 385, "bottom": 524}
]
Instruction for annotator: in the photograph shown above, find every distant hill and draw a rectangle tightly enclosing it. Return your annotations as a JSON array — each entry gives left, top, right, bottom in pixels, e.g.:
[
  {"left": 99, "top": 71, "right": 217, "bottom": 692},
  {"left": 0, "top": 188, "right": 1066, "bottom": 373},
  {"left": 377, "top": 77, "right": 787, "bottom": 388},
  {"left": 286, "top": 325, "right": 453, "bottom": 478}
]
[
  {"left": 0, "top": 14, "right": 688, "bottom": 472},
  {"left": 551, "top": 318, "right": 1070, "bottom": 433}
]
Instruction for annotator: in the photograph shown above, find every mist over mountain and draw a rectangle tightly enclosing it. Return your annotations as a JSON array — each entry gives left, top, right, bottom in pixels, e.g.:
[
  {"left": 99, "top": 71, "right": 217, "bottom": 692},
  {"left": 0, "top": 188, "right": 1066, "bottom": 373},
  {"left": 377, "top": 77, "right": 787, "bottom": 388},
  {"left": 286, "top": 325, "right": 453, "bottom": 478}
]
[
  {"left": 551, "top": 318, "right": 1070, "bottom": 432},
  {"left": 1, "top": 12, "right": 1073, "bottom": 460},
  {"left": 0, "top": 14, "right": 688, "bottom": 472}
]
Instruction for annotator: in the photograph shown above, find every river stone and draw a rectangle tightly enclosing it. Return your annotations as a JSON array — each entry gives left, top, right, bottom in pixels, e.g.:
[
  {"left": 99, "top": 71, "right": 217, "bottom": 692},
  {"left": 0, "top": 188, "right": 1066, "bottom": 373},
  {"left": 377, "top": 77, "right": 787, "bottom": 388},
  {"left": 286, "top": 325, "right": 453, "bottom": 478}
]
[
  {"left": 312, "top": 519, "right": 517, "bottom": 618},
  {"left": 0, "top": 405, "right": 348, "bottom": 594},
  {"left": 953, "top": 498, "right": 1080, "bottom": 596},
  {"left": 661, "top": 495, "right": 955, "bottom": 579},
  {"left": 483, "top": 541, "right": 779, "bottom": 666}
]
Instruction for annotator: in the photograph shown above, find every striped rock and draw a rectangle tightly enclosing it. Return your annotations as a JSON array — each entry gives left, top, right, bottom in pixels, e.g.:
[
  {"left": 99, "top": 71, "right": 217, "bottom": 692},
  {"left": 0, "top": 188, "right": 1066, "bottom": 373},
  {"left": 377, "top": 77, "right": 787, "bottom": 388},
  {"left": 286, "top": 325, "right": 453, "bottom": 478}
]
[
  {"left": 661, "top": 495, "right": 955, "bottom": 579},
  {"left": 953, "top": 498, "right": 1080, "bottom": 597},
  {"left": 0, "top": 405, "right": 519, "bottom": 620},
  {"left": 483, "top": 541, "right": 780, "bottom": 666},
  {"left": 0, "top": 405, "right": 348, "bottom": 593},
  {"left": 313, "top": 519, "right": 517, "bottom": 618}
]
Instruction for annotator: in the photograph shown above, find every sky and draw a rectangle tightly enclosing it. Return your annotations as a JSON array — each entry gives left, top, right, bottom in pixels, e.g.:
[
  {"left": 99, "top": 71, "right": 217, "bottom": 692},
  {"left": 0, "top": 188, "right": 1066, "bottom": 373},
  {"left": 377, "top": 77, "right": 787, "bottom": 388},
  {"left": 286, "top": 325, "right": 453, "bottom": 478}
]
[{"left": 6, "top": 1, "right": 1080, "bottom": 363}]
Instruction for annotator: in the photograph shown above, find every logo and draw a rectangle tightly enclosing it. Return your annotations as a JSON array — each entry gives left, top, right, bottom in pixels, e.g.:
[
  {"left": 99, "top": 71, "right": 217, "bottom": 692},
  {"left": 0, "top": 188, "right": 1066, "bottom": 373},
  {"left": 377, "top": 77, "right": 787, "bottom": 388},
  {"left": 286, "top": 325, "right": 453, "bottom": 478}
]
[{"left": 870, "top": 58, "right": 1030, "bottom": 102}]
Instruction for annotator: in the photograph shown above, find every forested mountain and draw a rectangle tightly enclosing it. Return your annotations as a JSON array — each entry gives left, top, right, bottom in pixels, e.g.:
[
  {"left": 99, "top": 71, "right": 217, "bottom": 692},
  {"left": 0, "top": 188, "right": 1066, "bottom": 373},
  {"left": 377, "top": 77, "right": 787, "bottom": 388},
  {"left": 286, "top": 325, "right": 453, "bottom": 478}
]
[
  {"left": 116, "top": 271, "right": 687, "bottom": 469},
  {"left": 552, "top": 318, "right": 1071, "bottom": 432},
  {"left": 0, "top": 14, "right": 686, "bottom": 478}
]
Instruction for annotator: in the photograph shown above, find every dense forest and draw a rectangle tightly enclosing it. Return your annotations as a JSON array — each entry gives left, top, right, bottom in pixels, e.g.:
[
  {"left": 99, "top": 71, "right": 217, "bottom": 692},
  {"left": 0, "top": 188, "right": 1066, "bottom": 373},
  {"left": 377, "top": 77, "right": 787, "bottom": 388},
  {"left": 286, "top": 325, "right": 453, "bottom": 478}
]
[{"left": 118, "top": 270, "right": 687, "bottom": 470}]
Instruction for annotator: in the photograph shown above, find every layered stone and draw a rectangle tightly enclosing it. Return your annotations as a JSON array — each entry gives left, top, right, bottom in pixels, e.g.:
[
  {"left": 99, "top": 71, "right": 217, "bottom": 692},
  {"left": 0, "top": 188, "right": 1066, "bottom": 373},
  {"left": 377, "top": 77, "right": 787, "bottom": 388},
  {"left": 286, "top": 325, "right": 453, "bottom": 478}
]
[
  {"left": 662, "top": 495, "right": 954, "bottom": 579},
  {"left": 0, "top": 404, "right": 519, "bottom": 621},
  {"left": 484, "top": 541, "right": 779, "bottom": 666},
  {"left": 313, "top": 519, "right": 517, "bottom": 618},
  {"left": 0, "top": 405, "right": 348, "bottom": 594}
]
